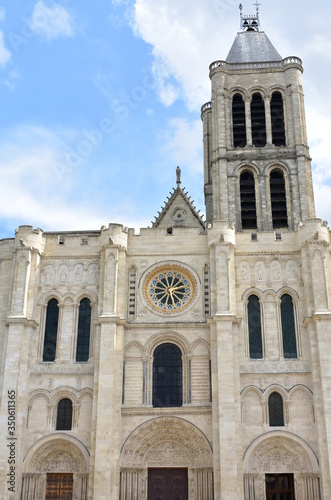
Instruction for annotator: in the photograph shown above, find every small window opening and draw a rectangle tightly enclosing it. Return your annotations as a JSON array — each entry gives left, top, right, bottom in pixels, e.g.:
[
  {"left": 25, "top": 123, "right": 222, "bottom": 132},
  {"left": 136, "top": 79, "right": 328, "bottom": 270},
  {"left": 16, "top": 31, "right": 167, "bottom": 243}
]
[
  {"left": 268, "top": 392, "right": 284, "bottom": 426},
  {"left": 167, "top": 227, "right": 173, "bottom": 235},
  {"left": 275, "top": 232, "right": 282, "bottom": 240},
  {"left": 56, "top": 398, "right": 73, "bottom": 430},
  {"left": 58, "top": 236, "right": 65, "bottom": 245},
  {"left": 271, "top": 91, "right": 286, "bottom": 146},
  {"left": 251, "top": 233, "right": 257, "bottom": 241},
  {"left": 251, "top": 93, "right": 266, "bottom": 147},
  {"left": 232, "top": 93, "right": 247, "bottom": 147},
  {"left": 240, "top": 171, "right": 257, "bottom": 229},
  {"left": 270, "top": 169, "right": 288, "bottom": 228}
]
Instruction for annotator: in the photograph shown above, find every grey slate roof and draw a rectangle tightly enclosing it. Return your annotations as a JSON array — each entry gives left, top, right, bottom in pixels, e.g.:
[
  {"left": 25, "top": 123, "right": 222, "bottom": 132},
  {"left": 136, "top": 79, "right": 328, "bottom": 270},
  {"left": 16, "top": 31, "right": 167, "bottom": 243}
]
[{"left": 226, "top": 31, "right": 282, "bottom": 63}]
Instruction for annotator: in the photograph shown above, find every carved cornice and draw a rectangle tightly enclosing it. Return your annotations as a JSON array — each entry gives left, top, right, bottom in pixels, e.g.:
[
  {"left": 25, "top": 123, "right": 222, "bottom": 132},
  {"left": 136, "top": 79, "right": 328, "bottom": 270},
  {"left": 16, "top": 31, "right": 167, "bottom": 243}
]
[
  {"left": 240, "top": 360, "right": 310, "bottom": 374},
  {"left": 121, "top": 406, "right": 212, "bottom": 417}
]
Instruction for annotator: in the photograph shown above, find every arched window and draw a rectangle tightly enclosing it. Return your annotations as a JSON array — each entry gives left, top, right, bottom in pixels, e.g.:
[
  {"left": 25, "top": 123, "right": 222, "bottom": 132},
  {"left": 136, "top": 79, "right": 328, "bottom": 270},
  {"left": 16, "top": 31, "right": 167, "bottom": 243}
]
[
  {"left": 42, "top": 298, "right": 59, "bottom": 362},
  {"left": 247, "top": 295, "right": 263, "bottom": 359},
  {"left": 251, "top": 93, "right": 266, "bottom": 147},
  {"left": 271, "top": 91, "right": 286, "bottom": 146},
  {"left": 281, "top": 294, "right": 297, "bottom": 358},
  {"left": 153, "top": 343, "right": 182, "bottom": 407},
  {"left": 240, "top": 171, "right": 257, "bottom": 229},
  {"left": 232, "top": 93, "right": 247, "bottom": 147},
  {"left": 270, "top": 169, "right": 288, "bottom": 228},
  {"left": 268, "top": 392, "right": 284, "bottom": 426},
  {"left": 56, "top": 398, "right": 73, "bottom": 430},
  {"left": 76, "top": 298, "right": 91, "bottom": 362}
]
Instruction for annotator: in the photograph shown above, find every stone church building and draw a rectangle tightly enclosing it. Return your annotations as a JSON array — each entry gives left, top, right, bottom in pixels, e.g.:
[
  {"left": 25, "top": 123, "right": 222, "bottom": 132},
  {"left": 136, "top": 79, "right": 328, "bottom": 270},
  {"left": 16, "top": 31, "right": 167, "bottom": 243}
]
[{"left": 0, "top": 7, "right": 330, "bottom": 500}]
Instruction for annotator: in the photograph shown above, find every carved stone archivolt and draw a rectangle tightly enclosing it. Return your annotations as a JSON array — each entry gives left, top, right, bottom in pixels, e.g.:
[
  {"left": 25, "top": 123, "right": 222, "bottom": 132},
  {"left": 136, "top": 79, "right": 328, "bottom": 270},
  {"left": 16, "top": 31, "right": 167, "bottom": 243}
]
[
  {"left": 120, "top": 417, "right": 213, "bottom": 469},
  {"left": 243, "top": 432, "right": 319, "bottom": 475},
  {"left": 24, "top": 435, "right": 89, "bottom": 474}
]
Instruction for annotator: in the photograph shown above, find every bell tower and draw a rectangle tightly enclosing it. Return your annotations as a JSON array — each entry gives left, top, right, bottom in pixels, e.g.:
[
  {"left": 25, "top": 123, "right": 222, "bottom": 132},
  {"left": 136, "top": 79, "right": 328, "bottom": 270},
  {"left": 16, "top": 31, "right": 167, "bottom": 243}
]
[{"left": 201, "top": 4, "right": 315, "bottom": 231}]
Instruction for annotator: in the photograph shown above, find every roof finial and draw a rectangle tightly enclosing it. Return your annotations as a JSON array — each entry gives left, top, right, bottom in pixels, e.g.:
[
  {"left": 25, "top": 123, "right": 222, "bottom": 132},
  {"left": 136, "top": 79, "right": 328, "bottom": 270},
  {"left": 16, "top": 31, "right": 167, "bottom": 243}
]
[
  {"left": 239, "top": 4, "right": 243, "bottom": 29},
  {"left": 176, "top": 166, "right": 181, "bottom": 186},
  {"left": 254, "top": 1, "right": 260, "bottom": 14}
]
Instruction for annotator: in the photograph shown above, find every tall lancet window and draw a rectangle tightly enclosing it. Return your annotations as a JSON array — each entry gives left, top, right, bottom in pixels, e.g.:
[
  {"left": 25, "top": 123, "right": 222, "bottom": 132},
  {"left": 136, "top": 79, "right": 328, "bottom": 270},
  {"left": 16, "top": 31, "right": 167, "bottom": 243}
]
[
  {"left": 271, "top": 91, "right": 286, "bottom": 146},
  {"left": 232, "top": 93, "right": 247, "bottom": 147},
  {"left": 281, "top": 294, "right": 297, "bottom": 358},
  {"left": 247, "top": 295, "right": 263, "bottom": 359},
  {"left": 251, "top": 93, "right": 266, "bottom": 147},
  {"left": 43, "top": 298, "right": 59, "bottom": 362},
  {"left": 76, "top": 298, "right": 91, "bottom": 362},
  {"left": 270, "top": 169, "right": 288, "bottom": 228},
  {"left": 240, "top": 171, "right": 257, "bottom": 229}
]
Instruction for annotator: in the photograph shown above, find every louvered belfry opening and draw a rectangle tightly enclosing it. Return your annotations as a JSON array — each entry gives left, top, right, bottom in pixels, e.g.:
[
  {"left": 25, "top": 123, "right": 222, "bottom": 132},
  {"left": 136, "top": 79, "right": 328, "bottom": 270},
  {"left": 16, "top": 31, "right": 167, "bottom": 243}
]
[
  {"left": 270, "top": 169, "right": 288, "bottom": 228},
  {"left": 232, "top": 93, "right": 247, "bottom": 147},
  {"left": 251, "top": 93, "right": 266, "bottom": 147},
  {"left": 271, "top": 91, "right": 286, "bottom": 146},
  {"left": 240, "top": 171, "right": 257, "bottom": 229}
]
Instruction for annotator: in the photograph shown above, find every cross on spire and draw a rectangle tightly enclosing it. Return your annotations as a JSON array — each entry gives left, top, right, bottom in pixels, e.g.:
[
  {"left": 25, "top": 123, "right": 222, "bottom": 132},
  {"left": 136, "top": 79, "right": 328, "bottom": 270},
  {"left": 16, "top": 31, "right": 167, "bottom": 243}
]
[{"left": 254, "top": 1, "right": 261, "bottom": 14}]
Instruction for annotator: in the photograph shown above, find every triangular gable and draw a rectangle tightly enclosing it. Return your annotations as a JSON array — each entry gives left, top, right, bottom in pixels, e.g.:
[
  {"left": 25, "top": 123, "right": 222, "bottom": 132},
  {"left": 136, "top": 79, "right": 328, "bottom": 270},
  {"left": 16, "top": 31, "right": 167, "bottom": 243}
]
[{"left": 152, "top": 170, "right": 205, "bottom": 230}]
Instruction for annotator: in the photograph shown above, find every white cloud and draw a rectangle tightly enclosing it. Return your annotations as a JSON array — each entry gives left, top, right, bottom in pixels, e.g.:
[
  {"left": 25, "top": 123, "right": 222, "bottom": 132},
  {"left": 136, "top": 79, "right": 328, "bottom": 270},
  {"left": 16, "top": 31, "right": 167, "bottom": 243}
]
[
  {"left": 161, "top": 118, "right": 202, "bottom": 174},
  {"left": 28, "top": 1, "right": 75, "bottom": 41},
  {"left": 0, "top": 126, "right": 104, "bottom": 231},
  {"left": 0, "top": 7, "right": 6, "bottom": 22},
  {"left": 133, "top": 0, "right": 239, "bottom": 110},
  {"left": 0, "top": 31, "right": 11, "bottom": 66}
]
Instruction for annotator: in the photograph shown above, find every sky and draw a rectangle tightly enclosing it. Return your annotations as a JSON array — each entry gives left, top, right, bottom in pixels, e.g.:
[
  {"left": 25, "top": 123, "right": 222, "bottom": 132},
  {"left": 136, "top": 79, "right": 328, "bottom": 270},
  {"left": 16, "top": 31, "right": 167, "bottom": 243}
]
[{"left": 0, "top": 0, "right": 330, "bottom": 238}]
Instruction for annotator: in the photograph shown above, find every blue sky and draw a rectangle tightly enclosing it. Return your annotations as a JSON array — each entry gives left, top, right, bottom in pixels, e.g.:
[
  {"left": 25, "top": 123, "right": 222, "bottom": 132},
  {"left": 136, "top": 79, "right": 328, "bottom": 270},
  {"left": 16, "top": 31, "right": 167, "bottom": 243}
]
[{"left": 0, "top": 0, "right": 330, "bottom": 238}]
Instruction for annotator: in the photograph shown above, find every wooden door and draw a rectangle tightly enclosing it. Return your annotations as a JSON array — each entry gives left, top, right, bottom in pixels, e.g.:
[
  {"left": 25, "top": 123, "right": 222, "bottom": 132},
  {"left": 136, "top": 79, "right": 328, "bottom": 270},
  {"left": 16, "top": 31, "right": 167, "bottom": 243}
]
[
  {"left": 265, "top": 474, "right": 295, "bottom": 500},
  {"left": 148, "top": 468, "right": 188, "bottom": 500},
  {"left": 46, "top": 473, "right": 73, "bottom": 500}
]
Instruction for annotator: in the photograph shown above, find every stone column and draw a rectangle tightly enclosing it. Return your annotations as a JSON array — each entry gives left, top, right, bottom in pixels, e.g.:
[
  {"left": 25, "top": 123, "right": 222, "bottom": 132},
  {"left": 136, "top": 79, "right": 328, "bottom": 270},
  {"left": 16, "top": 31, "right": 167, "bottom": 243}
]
[
  {"left": 245, "top": 99, "right": 252, "bottom": 146},
  {"left": 89, "top": 320, "right": 124, "bottom": 499},
  {"left": 264, "top": 97, "right": 272, "bottom": 145}
]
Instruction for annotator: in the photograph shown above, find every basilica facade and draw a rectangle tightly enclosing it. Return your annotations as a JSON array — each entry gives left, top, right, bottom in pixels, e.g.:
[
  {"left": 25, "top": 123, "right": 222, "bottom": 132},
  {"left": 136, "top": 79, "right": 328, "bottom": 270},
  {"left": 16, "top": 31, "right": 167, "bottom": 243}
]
[{"left": 0, "top": 8, "right": 330, "bottom": 500}]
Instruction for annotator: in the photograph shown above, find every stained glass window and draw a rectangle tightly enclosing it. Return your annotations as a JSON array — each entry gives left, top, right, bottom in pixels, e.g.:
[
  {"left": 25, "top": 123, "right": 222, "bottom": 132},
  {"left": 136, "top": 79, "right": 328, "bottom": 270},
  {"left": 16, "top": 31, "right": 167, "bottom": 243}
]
[
  {"left": 153, "top": 343, "right": 182, "bottom": 407},
  {"left": 76, "top": 298, "right": 91, "bottom": 362},
  {"left": 268, "top": 392, "right": 284, "bottom": 426},
  {"left": 42, "top": 299, "right": 59, "bottom": 362},
  {"left": 248, "top": 295, "right": 263, "bottom": 359},
  {"left": 281, "top": 294, "right": 297, "bottom": 358},
  {"left": 56, "top": 398, "right": 73, "bottom": 431}
]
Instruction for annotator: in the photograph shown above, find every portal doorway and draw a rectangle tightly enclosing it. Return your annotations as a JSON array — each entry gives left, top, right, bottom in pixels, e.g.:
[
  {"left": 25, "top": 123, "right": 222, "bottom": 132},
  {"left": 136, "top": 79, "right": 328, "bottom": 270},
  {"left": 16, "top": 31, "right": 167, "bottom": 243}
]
[
  {"left": 46, "top": 473, "right": 73, "bottom": 499},
  {"left": 265, "top": 473, "right": 295, "bottom": 499},
  {"left": 148, "top": 468, "right": 188, "bottom": 500}
]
